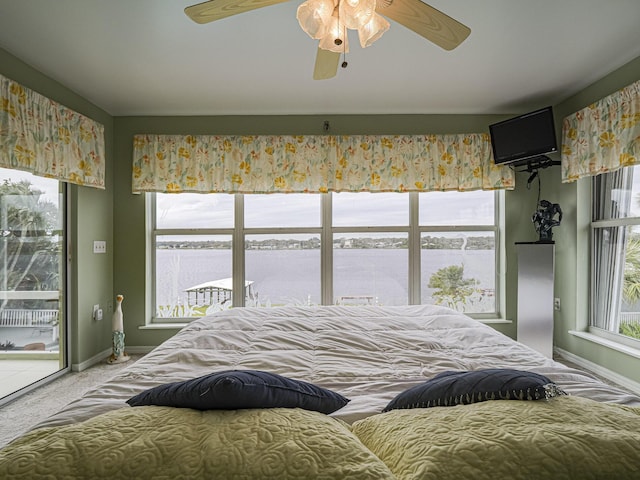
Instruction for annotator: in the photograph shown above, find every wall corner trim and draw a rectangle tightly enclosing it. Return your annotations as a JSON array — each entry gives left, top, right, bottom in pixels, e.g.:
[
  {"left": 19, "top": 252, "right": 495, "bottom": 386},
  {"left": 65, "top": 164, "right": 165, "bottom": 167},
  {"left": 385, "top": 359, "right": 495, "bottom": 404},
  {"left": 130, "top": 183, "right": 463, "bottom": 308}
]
[{"left": 72, "top": 348, "right": 112, "bottom": 372}]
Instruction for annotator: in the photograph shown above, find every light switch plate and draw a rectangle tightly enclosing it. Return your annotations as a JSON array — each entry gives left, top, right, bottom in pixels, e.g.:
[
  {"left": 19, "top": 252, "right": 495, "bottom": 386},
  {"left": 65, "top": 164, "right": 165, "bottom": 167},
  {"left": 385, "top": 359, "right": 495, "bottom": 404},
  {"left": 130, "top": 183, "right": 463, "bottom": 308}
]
[{"left": 93, "top": 241, "right": 106, "bottom": 253}]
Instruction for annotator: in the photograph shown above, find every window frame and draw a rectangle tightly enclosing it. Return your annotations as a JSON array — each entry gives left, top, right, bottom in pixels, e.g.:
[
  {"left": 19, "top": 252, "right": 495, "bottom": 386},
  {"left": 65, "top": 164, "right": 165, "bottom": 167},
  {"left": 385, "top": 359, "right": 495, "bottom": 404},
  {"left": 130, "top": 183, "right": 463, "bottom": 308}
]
[
  {"left": 0, "top": 171, "right": 70, "bottom": 406},
  {"left": 590, "top": 168, "right": 640, "bottom": 349},
  {"left": 146, "top": 191, "right": 503, "bottom": 324}
]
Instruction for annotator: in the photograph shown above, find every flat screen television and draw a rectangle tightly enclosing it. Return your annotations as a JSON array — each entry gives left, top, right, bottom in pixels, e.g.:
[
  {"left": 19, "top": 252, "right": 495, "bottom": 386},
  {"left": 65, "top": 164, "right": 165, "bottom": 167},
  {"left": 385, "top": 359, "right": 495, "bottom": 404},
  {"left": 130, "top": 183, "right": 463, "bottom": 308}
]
[{"left": 489, "top": 106, "right": 558, "bottom": 166}]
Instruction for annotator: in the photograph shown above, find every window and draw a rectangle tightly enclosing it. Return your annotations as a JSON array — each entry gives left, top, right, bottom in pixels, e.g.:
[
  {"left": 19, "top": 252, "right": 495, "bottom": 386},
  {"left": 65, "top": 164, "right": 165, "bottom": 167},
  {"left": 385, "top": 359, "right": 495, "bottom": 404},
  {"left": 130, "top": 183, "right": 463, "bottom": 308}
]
[
  {"left": 155, "top": 234, "right": 232, "bottom": 318},
  {"left": 149, "top": 191, "right": 501, "bottom": 322},
  {"left": 419, "top": 191, "right": 496, "bottom": 314},
  {"left": 591, "top": 165, "right": 640, "bottom": 346},
  {"left": 0, "top": 168, "right": 67, "bottom": 402},
  {"left": 246, "top": 233, "right": 321, "bottom": 306},
  {"left": 333, "top": 193, "right": 409, "bottom": 306}
]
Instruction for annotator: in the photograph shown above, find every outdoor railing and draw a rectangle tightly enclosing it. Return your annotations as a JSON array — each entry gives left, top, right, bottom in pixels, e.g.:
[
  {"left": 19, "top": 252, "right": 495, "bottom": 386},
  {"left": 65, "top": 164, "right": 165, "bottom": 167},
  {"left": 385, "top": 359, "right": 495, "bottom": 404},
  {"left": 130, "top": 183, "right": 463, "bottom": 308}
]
[
  {"left": 0, "top": 309, "right": 59, "bottom": 327},
  {"left": 620, "top": 312, "right": 640, "bottom": 325}
]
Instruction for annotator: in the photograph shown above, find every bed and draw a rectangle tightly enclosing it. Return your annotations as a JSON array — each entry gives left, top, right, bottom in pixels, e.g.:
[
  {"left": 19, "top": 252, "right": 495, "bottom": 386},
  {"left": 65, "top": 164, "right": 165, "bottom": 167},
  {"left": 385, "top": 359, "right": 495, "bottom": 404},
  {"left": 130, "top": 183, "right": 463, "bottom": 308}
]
[{"left": 2, "top": 304, "right": 640, "bottom": 479}]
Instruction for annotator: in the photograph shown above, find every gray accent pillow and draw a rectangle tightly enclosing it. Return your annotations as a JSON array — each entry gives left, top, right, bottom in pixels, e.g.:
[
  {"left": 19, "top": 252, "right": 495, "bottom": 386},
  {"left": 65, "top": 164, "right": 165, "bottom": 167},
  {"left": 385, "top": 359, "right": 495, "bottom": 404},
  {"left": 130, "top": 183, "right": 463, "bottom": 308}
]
[
  {"left": 127, "top": 369, "right": 350, "bottom": 414},
  {"left": 383, "top": 368, "right": 565, "bottom": 412}
]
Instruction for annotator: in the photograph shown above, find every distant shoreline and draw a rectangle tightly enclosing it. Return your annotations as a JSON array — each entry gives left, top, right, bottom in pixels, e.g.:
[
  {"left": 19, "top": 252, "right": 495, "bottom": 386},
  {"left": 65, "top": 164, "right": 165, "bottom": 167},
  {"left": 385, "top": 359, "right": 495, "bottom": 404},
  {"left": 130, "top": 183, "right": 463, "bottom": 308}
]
[{"left": 157, "top": 235, "right": 495, "bottom": 251}]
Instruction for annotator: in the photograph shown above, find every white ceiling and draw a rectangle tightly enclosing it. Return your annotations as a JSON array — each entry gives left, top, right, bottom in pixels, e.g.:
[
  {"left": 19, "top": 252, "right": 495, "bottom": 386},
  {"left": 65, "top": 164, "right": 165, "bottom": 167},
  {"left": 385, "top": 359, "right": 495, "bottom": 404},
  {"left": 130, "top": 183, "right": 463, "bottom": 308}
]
[{"left": 0, "top": 0, "right": 639, "bottom": 116}]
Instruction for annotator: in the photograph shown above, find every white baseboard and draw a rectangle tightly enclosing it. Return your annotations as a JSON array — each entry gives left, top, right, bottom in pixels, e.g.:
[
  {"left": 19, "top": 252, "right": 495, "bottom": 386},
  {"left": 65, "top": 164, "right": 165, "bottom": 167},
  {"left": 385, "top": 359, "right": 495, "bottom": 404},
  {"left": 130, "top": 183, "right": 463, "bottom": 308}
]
[
  {"left": 71, "top": 346, "right": 154, "bottom": 372},
  {"left": 72, "top": 348, "right": 111, "bottom": 372},
  {"left": 554, "top": 346, "right": 640, "bottom": 396}
]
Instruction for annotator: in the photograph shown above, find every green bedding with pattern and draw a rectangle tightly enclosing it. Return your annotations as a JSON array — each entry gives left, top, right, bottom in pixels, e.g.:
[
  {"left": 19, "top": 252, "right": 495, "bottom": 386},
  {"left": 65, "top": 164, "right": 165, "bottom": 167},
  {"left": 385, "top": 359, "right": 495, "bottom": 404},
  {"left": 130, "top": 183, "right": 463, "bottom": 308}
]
[
  {"left": 0, "top": 406, "right": 395, "bottom": 480},
  {"left": 351, "top": 395, "right": 640, "bottom": 480}
]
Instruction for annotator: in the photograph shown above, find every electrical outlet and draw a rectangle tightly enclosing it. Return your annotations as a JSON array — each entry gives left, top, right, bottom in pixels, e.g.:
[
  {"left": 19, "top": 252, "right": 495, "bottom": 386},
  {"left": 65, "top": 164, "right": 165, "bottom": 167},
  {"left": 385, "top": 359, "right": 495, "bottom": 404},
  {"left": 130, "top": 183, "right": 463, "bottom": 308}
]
[
  {"left": 554, "top": 298, "right": 561, "bottom": 311},
  {"left": 93, "top": 304, "right": 103, "bottom": 321},
  {"left": 93, "top": 240, "right": 106, "bottom": 254}
]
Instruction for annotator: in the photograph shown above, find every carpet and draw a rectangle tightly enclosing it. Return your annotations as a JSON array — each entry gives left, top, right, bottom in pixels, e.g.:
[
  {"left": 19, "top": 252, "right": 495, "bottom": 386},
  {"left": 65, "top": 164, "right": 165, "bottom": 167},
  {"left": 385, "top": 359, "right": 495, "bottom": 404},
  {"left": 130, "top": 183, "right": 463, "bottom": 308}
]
[{"left": 0, "top": 355, "right": 140, "bottom": 449}]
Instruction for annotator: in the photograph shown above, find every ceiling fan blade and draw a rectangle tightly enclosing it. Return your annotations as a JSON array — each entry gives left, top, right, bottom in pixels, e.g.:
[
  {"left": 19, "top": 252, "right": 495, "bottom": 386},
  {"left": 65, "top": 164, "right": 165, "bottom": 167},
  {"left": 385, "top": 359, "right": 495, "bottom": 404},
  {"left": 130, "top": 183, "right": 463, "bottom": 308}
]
[
  {"left": 377, "top": 0, "right": 470, "bottom": 51},
  {"left": 313, "top": 48, "right": 340, "bottom": 80},
  {"left": 185, "top": 0, "right": 290, "bottom": 24}
]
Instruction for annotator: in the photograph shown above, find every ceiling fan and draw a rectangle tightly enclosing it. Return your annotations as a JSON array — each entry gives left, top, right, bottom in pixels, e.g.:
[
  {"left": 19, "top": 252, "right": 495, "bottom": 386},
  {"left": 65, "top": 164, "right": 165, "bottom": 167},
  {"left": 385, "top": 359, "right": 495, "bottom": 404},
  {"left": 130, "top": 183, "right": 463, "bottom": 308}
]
[{"left": 184, "top": 0, "right": 470, "bottom": 80}]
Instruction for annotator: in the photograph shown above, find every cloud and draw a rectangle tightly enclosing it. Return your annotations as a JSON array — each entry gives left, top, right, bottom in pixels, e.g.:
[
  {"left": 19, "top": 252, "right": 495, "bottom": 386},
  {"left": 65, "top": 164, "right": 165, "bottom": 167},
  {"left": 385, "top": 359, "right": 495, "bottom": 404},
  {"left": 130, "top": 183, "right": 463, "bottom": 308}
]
[
  {"left": 157, "top": 190, "right": 495, "bottom": 230},
  {"left": 0, "top": 167, "right": 60, "bottom": 204}
]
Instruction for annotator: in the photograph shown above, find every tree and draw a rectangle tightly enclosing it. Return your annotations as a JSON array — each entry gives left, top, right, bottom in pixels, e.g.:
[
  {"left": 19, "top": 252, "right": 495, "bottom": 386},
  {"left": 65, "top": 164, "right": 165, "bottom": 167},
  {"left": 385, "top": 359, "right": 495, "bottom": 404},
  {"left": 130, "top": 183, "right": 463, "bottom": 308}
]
[
  {"left": 623, "top": 189, "right": 640, "bottom": 306},
  {"left": 428, "top": 264, "right": 479, "bottom": 310},
  {"left": 623, "top": 234, "right": 640, "bottom": 306},
  {"left": 0, "top": 179, "right": 60, "bottom": 310}
]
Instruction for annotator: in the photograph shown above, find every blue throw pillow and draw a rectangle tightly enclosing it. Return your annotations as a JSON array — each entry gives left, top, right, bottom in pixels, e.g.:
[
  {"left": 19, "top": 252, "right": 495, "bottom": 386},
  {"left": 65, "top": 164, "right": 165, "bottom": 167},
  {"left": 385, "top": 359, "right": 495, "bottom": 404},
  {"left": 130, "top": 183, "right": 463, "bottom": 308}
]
[
  {"left": 383, "top": 368, "right": 565, "bottom": 412},
  {"left": 127, "top": 369, "right": 350, "bottom": 414}
]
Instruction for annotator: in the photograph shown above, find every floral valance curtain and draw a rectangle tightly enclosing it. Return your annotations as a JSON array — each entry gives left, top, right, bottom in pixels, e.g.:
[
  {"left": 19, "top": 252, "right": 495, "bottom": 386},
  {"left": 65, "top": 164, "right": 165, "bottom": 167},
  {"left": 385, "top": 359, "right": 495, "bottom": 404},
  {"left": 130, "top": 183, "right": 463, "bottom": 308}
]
[
  {"left": 0, "top": 73, "right": 105, "bottom": 189},
  {"left": 132, "top": 133, "right": 514, "bottom": 194},
  {"left": 561, "top": 78, "right": 640, "bottom": 183}
]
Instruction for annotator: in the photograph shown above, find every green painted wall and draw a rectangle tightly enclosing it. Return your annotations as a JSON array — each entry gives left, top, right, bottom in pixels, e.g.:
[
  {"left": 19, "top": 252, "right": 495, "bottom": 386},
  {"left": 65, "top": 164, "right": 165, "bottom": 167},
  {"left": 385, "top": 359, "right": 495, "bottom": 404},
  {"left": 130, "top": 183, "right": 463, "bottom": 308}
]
[
  {"left": 4, "top": 43, "right": 640, "bottom": 384},
  {"left": 547, "top": 55, "right": 640, "bottom": 382},
  {"left": 0, "top": 48, "right": 114, "bottom": 367},
  {"left": 114, "top": 114, "right": 520, "bottom": 346}
]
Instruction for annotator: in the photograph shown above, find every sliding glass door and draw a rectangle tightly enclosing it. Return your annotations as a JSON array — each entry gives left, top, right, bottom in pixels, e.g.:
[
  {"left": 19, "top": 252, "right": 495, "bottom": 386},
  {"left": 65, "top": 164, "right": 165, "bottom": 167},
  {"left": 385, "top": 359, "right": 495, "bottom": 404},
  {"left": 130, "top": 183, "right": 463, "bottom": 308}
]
[{"left": 0, "top": 167, "right": 66, "bottom": 402}]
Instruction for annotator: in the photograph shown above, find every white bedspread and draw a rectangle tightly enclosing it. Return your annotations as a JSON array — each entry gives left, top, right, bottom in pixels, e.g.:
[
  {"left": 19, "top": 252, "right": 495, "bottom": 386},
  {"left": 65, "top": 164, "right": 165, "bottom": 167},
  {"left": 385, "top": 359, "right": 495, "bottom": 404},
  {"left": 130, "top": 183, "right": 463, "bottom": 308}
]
[{"left": 36, "top": 305, "right": 640, "bottom": 429}]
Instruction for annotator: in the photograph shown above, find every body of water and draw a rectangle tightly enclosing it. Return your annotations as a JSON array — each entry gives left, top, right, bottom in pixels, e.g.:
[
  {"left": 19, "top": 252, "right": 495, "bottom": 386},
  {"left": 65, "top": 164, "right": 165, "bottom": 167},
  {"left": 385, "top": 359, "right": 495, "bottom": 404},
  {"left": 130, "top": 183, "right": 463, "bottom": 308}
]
[{"left": 156, "top": 248, "right": 496, "bottom": 313}]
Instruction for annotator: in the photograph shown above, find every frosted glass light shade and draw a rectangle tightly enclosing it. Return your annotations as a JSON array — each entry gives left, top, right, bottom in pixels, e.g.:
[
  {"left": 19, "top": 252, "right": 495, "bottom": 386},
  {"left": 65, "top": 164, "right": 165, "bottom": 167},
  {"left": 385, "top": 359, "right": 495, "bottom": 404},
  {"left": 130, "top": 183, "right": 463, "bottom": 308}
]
[
  {"left": 319, "top": 14, "right": 349, "bottom": 53},
  {"left": 297, "top": 0, "right": 335, "bottom": 39},
  {"left": 357, "top": 12, "right": 389, "bottom": 48},
  {"left": 339, "top": 0, "right": 375, "bottom": 29}
]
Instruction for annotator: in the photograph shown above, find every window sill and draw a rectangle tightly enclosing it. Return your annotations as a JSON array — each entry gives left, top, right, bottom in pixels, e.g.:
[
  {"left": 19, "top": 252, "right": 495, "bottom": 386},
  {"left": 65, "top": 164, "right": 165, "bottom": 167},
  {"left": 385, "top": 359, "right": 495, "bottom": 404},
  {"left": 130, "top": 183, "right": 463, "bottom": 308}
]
[
  {"left": 478, "top": 318, "right": 512, "bottom": 324},
  {"left": 138, "top": 317, "right": 512, "bottom": 330},
  {"left": 569, "top": 330, "right": 640, "bottom": 360}
]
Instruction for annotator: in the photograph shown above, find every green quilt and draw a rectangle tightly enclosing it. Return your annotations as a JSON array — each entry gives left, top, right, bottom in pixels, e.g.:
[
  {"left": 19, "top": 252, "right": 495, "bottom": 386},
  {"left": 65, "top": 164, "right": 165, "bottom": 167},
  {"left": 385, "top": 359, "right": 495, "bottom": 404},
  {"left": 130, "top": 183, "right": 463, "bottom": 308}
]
[
  {"left": 0, "top": 406, "right": 395, "bottom": 479},
  {"left": 351, "top": 395, "right": 640, "bottom": 480},
  {"left": 4, "top": 396, "right": 640, "bottom": 479}
]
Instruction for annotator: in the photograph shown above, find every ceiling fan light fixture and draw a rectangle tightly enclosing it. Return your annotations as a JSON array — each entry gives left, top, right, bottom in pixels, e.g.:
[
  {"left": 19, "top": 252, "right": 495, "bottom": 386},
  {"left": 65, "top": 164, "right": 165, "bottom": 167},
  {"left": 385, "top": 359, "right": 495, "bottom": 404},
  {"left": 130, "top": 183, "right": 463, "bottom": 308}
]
[
  {"left": 339, "top": 0, "right": 376, "bottom": 30},
  {"left": 297, "top": 0, "right": 334, "bottom": 39},
  {"left": 184, "top": 0, "right": 471, "bottom": 81},
  {"left": 357, "top": 12, "right": 389, "bottom": 48},
  {"left": 318, "top": 13, "right": 349, "bottom": 53}
]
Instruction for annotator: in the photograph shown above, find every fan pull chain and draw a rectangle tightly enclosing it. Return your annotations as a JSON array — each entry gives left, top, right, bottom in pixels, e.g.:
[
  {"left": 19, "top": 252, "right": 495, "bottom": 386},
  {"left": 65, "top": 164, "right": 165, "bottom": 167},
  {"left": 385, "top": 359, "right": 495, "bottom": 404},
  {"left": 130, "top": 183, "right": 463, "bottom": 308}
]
[
  {"left": 333, "top": 2, "right": 347, "bottom": 69},
  {"left": 341, "top": 24, "right": 348, "bottom": 69}
]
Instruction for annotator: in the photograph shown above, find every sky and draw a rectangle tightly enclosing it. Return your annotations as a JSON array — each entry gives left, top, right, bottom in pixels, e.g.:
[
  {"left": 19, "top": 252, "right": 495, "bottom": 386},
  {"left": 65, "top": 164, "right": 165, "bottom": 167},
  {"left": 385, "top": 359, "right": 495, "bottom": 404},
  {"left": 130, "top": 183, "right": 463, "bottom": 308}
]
[
  {"left": 1, "top": 166, "right": 494, "bottom": 233},
  {"left": 607, "top": 164, "right": 640, "bottom": 218},
  {"left": 629, "top": 166, "right": 640, "bottom": 217},
  {"left": 8, "top": 165, "right": 616, "bottom": 233},
  {"left": 156, "top": 190, "right": 496, "bottom": 230},
  {"left": 0, "top": 167, "right": 61, "bottom": 205}
]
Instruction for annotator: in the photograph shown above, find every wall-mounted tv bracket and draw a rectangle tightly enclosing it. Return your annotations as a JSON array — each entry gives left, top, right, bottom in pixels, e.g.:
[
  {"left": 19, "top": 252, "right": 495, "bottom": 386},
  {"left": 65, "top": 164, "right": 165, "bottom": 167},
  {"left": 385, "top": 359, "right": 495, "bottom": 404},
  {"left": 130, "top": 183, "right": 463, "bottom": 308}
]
[
  {"left": 514, "top": 155, "right": 560, "bottom": 188},
  {"left": 524, "top": 155, "right": 561, "bottom": 172},
  {"left": 510, "top": 155, "right": 560, "bottom": 189}
]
